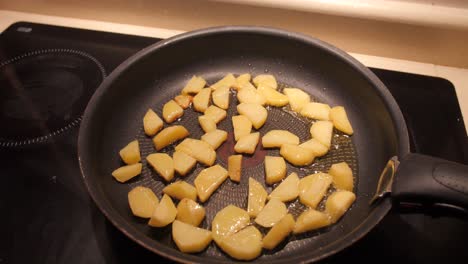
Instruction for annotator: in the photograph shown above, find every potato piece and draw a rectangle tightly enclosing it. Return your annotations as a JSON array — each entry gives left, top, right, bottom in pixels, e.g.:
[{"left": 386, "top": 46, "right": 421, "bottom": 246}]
[
  {"left": 268, "top": 172, "right": 299, "bottom": 202},
  {"left": 228, "top": 155, "right": 243, "bottom": 182},
  {"left": 247, "top": 177, "right": 267, "bottom": 217},
  {"left": 325, "top": 190, "right": 356, "bottom": 223},
  {"left": 194, "top": 164, "right": 228, "bottom": 202},
  {"left": 198, "top": 115, "right": 217, "bottom": 133},
  {"left": 232, "top": 115, "right": 252, "bottom": 141},
  {"left": 257, "top": 85, "right": 289, "bottom": 106},
  {"left": 279, "top": 144, "right": 315, "bottom": 166},
  {"left": 218, "top": 226, "right": 262, "bottom": 261},
  {"left": 119, "top": 140, "right": 141, "bottom": 164},
  {"left": 176, "top": 198, "right": 206, "bottom": 226},
  {"left": 212, "top": 205, "right": 250, "bottom": 244},
  {"left": 262, "top": 130, "right": 300, "bottom": 148},
  {"left": 329, "top": 162, "right": 354, "bottom": 191},
  {"left": 152, "top": 125, "right": 189, "bottom": 151},
  {"left": 300, "top": 102, "right": 331, "bottom": 121},
  {"left": 193, "top": 88, "right": 211, "bottom": 113},
  {"left": 299, "top": 173, "right": 332, "bottom": 208},
  {"left": 299, "top": 138, "right": 329, "bottom": 157},
  {"left": 174, "top": 94, "right": 192, "bottom": 109},
  {"left": 255, "top": 198, "right": 288, "bottom": 227},
  {"left": 233, "top": 73, "right": 251, "bottom": 90},
  {"left": 211, "top": 73, "right": 236, "bottom": 90},
  {"left": 212, "top": 86, "right": 230, "bottom": 109},
  {"left": 293, "top": 209, "right": 331, "bottom": 234},
  {"left": 329, "top": 106, "right": 354, "bottom": 135},
  {"left": 172, "top": 220, "right": 212, "bottom": 253},
  {"left": 148, "top": 194, "right": 177, "bottom": 227},
  {"left": 147, "top": 153, "right": 175, "bottom": 181},
  {"left": 128, "top": 186, "right": 159, "bottom": 218},
  {"left": 234, "top": 132, "right": 260, "bottom": 154},
  {"left": 283, "top": 88, "right": 310, "bottom": 112},
  {"left": 204, "top": 105, "right": 227, "bottom": 124},
  {"left": 310, "top": 121, "right": 333, "bottom": 147},
  {"left": 112, "top": 163, "right": 142, "bottom": 183},
  {"left": 162, "top": 100, "right": 184, "bottom": 123},
  {"left": 173, "top": 151, "right": 197, "bottom": 176},
  {"left": 253, "top": 74, "right": 277, "bottom": 89},
  {"left": 181, "top": 75, "right": 206, "bottom": 95},
  {"left": 143, "top": 109, "right": 163, "bottom": 136},
  {"left": 163, "top": 181, "right": 197, "bottom": 201},
  {"left": 264, "top": 156, "right": 287, "bottom": 184},
  {"left": 201, "top": 129, "right": 228, "bottom": 150},
  {"left": 175, "top": 138, "right": 216, "bottom": 166},
  {"left": 237, "top": 103, "right": 268, "bottom": 129},
  {"left": 263, "top": 214, "right": 295, "bottom": 250},
  {"left": 237, "top": 85, "right": 267, "bottom": 105}
]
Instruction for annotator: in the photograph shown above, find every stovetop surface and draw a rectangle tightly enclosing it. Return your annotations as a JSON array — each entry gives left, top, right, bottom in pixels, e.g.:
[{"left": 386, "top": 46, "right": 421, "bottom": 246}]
[{"left": 1, "top": 22, "right": 468, "bottom": 264}]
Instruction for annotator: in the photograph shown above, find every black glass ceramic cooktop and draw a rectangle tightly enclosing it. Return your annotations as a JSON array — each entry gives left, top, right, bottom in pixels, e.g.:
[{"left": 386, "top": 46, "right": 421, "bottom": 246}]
[{"left": 1, "top": 22, "right": 467, "bottom": 264}]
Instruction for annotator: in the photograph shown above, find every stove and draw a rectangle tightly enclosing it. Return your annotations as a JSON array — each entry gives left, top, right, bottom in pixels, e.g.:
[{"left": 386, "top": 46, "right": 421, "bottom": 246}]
[{"left": 1, "top": 22, "right": 467, "bottom": 264}]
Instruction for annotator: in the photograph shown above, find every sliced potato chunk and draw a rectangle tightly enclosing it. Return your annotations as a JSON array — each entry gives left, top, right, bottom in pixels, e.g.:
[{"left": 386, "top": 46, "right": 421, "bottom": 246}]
[
  {"left": 211, "top": 73, "right": 236, "bottom": 90},
  {"left": 263, "top": 214, "right": 295, "bottom": 250},
  {"left": 248, "top": 177, "right": 268, "bottom": 217},
  {"left": 310, "top": 121, "right": 333, "bottom": 147},
  {"left": 262, "top": 130, "right": 300, "bottom": 148},
  {"left": 283, "top": 88, "right": 310, "bottom": 112},
  {"left": 194, "top": 164, "right": 228, "bottom": 202},
  {"left": 234, "top": 132, "right": 260, "bottom": 154},
  {"left": 299, "top": 173, "right": 332, "bottom": 208},
  {"left": 255, "top": 198, "right": 288, "bottom": 227},
  {"left": 172, "top": 220, "right": 212, "bottom": 253},
  {"left": 128, "top": 186, "right": 159, "bottom": 218},
  {"left": 181, "top": 75, "right": 206, "bottom": 95},
  {"left": 173, "top": 150, "right": 197, "bottom": 176},
  {"left": 228, "top": 155, "right": 243, "bottom": 182},
  {"left": 300, "top": 102, "right": 331, "bottom": 121},
  {"left": 233, "top": 73, "right": 251, "bottom": 90},
  {"left": 175, "top": 138, "right": 216, "bottom": 166},
  {"left": 253, "top": 74, "right": 277, "bottom": 89},
  {"left": 143, "top": 109, "right": 163, "bottom": 136},
  {"left": 212, "top": 86, "right": 230, "bottom": 109},
  {"left": 268, "top": 172, "right": 299, "bottom": 202},
  {"left": 257, "top": 85, "right": 289, "bottom": 106},
  {"left": 204, "top": 105, "right": 227, "bottom": 124},
  {"left": 193, "top": 88, "right": 211, "bottom": 113},
  {"left": 293, "top": 209, "right": 331, "bottom": 234},
  {"left": 329, "top": 162, "right": 354, "bottom": 191},
  {"left": 148, "top": 194, "right": 177, "bottom": 227},
  {"left": 119, "top": 140, "right": 141, "bottom": 164},
  {"left": 112, "top": 163, "right": 142, "bottom": 183},
  {"left": 152, "top": 125, "right": 189, "bottom": 151},
  {"left": 218, "top": 226, "right": 263, "bottom": 261},
  {"left": 329, "top": 106, "right": 354, "bottom": 135},
  {"left": 237, "top": 85, "right": 266, "bottom": 105},
  {"left": 232, "top": 115, "right": 252, "bottom": 141},
  {"left": 176, "top": 198, "right": 206, "bottom": 226},
  {"left": 198, "top": 115, "right": 217, "bottom": 133},
  {"left": 299, "top": 138, "right": 329, "bottom": 157},
  {"left": 201, "top": 129, "right": 228, "bottom": 150},
  {"left": 163, "top": 181, "right": 197, "bottom": 201},
  {"left": 280, "top": 144, "right": 315, "bottom": 166},
  {"left": 325, "top": 190, "right": 356, "bottom": 223},
  {"left": 147, "top": 153, "right": 174, "bottom": 182},
  {"left": 237, "top": 103, "right": 268, "bottom": 129},
  {"left": 162, "top": 100, "right": 184, "bottom": 123},
  {"left": 174, "top": 94, "right": 192, "bottom": 109},
  {"left": 264, "top": 156, "right": 287, "bottom": 184},
  {"left": 212, "top": 205, "right": 250, "bottom": 244}
]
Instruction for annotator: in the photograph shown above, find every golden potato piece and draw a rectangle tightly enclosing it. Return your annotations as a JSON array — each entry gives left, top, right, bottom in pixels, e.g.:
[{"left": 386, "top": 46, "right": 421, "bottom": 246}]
[
  {"left": 143, "top": 109, "right": 163, "bottom": 136},
  {"left": 147, "top": 153, "right": 175, "bottom": 182},
  {"left": 255, "top": 198, "right": 288, "bottom": 228},
  {"left": 300, "top": 102, "right": 331, "bottom": 121},
  {"left": 268, "top": 172, "right": 299, "bottom": 202},
  {"left": 198, "top": 115, "right": 217, "bottom": 133},
  {"left": 172, "top": 220, "right": 212, "bottom": 253},
  {"left": 212, "top": 86, "right": 230, "bottom": 109},
  {"left": 210, "top": 73, "right": 236, "bottom": 90},
  {"left": 262, "top": 130, "right": 300, "bottom": 148},
  {"left": 201, "top": 129, "right": 228, "bottom": 150},
  {"left": 204, "top": 105, "right": 227, "bottom": 124},
  {"left": 152, "top": 125, "right": 189, "bottom": 151},
  {"left": 263, "top": 214, "right": 295, "bottom": 250},
  {"left": 329, "top": 162, "right": 354, "bottom": 191},
  {"left": 162, "top": 100, "right": 184, "bottom": 123},
  {"left": 293, "top": 209, "right": 331, "bottom": 234},
  {"left": 163, "top": 181, "right": 197, "bottom": 201},
  {"left": 233, "top": 73, "right": 251, "bottom": 90},
  {"left": 181, "top": 75, "right": 206, "bottom": 95},
  {"left": 264, "top": 156, "right": 287, "bottom": 184},
  {"left": 173, "top": 150, "right": 197, "bottom": 176},
  {"left": 253, "top": 74, "right": 277, "bottom": 89},
  {"left": 174, "top": 94, "right": 192, "bottom": 109},
  {"left": 299, "top": 138, "right": 329, "bottom": 157},
  {"left": 247, "top": 177, "right": 267, "bottom": 217},
  {"left": 299, "top": 173, "right": 332, "bottom": 208},
  {"left": 176, "top": 198, "right": 206, "bottom": 226},
  {"left": 175, "top": 138, "right": 216, "bottom": 166},
  {"left": 128, "top": 186, "right": 159, "bottom": 218},
  {"left": 194, "top": 164, "right": 228, "bottom": 202},
  {"left": 310, "top": 121, "right": 334, "bottom": 147},
  {"left": 193, "top": 88, "right": 211, "bottom": 113},
  {"left": 237, "top": 103, "right": 268, "bottom": 129},
  {"left": 112, "top": 163, "right": 142, "bottom": 183},
  {"left": 257, "top": 85, "right": 289, "bottom": 106},
  {"left": 234, "top": 132, "right": 260, "bottom": 154},
  {"left": 218, "top": 226, "right": 263, "bottom": 261},
  {"left": 232, "top": 115, "right": 252, "bottom": 141},
  {"left": 119, "top": 140, "right": 141, "bottom": 164},
  {"left": 212, "top": 205, "right": 250, "bottom": 244},
  {"left": 283, "top": 88, "right": 310, "bottom": 112},
  {"left": 329, "top": 106, "right": 354, "bottom": 135},
  {"left": 279, "top": 144, "right": 315, "bottom": 166},
  {"left": 228, "top": 155, "right": 243, "bottom": 182},
  {"left": 325, "top": 190, "right": 356, "bottom": 223},
  {"left": 148, "top": 194, "right": 177, "bottom": 227},
  {"left": 237, "top": 85, "right": 267, "bottom": 105}
]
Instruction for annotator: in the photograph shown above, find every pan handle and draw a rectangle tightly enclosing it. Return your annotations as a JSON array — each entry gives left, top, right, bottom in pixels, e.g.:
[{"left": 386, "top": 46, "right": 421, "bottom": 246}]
[{"left": 392, "top": 153, "right": 468, "bottom": 212}]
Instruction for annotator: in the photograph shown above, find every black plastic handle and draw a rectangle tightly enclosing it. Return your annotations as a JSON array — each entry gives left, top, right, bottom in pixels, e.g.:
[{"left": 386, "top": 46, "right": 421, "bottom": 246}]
[{"left": 393, "top": 153, "right": 468, "bottom": 211}]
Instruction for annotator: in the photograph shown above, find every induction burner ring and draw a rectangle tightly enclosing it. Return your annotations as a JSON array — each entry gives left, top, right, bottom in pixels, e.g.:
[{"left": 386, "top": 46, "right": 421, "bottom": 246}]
[{"left": 0, "top": 49, "right": 106, "bottom": 148}]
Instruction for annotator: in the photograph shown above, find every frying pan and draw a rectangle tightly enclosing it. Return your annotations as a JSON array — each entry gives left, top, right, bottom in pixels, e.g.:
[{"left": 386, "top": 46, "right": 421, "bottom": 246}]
[{"left": 78, "top": 26, "right": 468, "bottom": 263}]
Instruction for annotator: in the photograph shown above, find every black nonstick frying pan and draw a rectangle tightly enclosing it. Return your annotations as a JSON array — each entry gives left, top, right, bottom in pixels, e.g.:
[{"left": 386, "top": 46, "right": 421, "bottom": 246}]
[{"left": 78, "top": 26, "right": 468, "bottom": 263}]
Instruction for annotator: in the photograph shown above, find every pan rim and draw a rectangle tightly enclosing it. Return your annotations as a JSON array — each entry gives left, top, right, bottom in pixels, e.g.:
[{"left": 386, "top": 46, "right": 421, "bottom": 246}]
[{"left": 78, "top": 25, "right": 410, "bottom": 263}]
